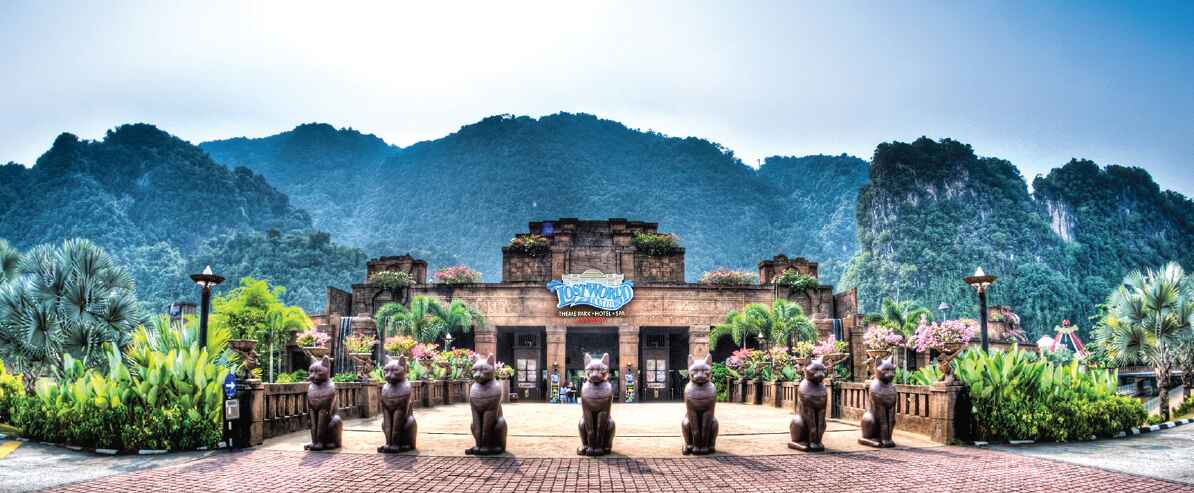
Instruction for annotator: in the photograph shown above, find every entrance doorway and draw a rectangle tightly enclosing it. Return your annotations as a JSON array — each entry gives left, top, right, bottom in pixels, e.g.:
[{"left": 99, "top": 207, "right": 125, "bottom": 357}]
[
  {"left": 639, "top": 327, "right": 689, "bottom": 401},
  {"left": 566, "top": 327, "right": 620, "bottom": 398},
  {"left": 497, "top": 327, "right": 546, "bottom": 401}
]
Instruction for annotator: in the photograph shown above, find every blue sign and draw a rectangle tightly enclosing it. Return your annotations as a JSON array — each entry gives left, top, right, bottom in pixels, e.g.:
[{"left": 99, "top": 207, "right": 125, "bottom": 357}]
[
  {"left": 223, "top": 373, "right": 237, "bottom": 399},
  {"left": 547, "top": 270, "right": 634, "bottom": 311}
]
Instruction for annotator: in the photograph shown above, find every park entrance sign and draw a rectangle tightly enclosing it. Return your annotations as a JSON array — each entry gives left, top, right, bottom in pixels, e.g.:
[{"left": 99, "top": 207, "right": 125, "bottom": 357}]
[{"left": 546, "top": 270, "right": 634, "bottom": 311}]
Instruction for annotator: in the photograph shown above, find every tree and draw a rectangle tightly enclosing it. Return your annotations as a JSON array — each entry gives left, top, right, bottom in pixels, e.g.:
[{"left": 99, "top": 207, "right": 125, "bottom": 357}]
[
  {"left": 709, "top": 299, "right": 814, "bottom": 351},
  {"left": 209, "top": 277, "right": 311, "bottom": 381},
  {"left": 880, "top": 299, "right": 933, "bottom": 369},
  {"left": 0, "top": 239, "right": 142, "bottom": 378},
  {"left": 428, "top": 299, "right": 485, "bottom": 343},
  {"left": 1099, "top": 262, "right": 1193, "bottom": 421},
  {"left": 375, "top": 296, "right": 444, "bottom": 343}
]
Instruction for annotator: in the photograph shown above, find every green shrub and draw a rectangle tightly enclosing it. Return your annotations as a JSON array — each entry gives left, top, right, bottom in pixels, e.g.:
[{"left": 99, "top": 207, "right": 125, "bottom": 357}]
[
  {"left": 11, "top": 341, "right": 226, "bottom": 451},
  {"left": 332, "top": 372, "right": 359, "bottom": 383},
  {"left": 0, "top": 360, "right": 23, "bottom": 424},
  {"left": 954, "top": 347, "right": 1146, "bottom": 442},
  {"left": 631, "top": 232, "right": 681, "bottom": 256},
  {"left": 773, "top": 269, "right": 818, "bottom": 291}
]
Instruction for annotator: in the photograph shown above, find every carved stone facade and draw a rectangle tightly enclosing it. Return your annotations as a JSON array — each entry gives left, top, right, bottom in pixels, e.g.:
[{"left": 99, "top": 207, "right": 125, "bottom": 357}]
[
  {"left": 758, "top": 255, "right": 819, "bottom": 285},
  {"left": 315, "top": 218, "right": 862, "bottom": 400}
]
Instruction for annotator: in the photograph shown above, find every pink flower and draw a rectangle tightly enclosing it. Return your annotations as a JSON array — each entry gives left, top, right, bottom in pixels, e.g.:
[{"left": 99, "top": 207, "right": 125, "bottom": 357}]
[
  {"left": 913, "top": 320, "right": 976, "bottom": 353},
  {"left": 863, "top": 325, "right": 903, "bottom": 351}
]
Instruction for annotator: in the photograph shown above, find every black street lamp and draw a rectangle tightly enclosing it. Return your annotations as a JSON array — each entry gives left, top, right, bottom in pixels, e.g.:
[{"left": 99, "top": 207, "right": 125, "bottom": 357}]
[
  {"left": 444, "top": 332, "right": 454, "bottom": 351},
  {"left": 755, "top": 331, "right": 766, "bottom": 350},
  {"left": 190, "top": 265, "right": 224, "bottom": 350},
  {"left": 963, "top": 267, "right": 997, "bottom": 352},
  {"left": 938, "top": 302, "right": 950, "bottom": 320}
]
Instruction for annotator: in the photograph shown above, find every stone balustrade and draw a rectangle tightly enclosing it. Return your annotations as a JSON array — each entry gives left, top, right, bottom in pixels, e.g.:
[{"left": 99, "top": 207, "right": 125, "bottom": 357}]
[
  {"left": 836, "top": 381, "right": 968, "bottom": 443},
  {"left": 253, "top": 382, "right": 381, "bottom": 442}
]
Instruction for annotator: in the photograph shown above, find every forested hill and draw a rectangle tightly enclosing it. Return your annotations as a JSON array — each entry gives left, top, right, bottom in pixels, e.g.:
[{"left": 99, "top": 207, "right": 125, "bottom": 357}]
[
  {"left": 201, "top": 113, "right": 870, "bottom": 284},
  {"left": 839, "top": 137, "right": 1194, "bottom": 339},
  {"left": 0, "top": 124, "right": 366, "bottom": 313}
]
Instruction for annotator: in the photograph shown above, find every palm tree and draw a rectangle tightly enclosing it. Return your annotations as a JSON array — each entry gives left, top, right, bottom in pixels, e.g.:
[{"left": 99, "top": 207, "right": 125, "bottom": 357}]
[
  {"left": 880, "top": 299, "right": 933, "bottom": 369},
  {"left": 1100, "top": 262, "right": 1193, "bottom": 421},
  {"left": 375, "top": 296, "right": 446, "bottom": 343},
  {"left": 0, "top": 240, "right": 19, "bottom": 285},
  {"left": 428, "top": 299, "right": 485, "bottom": 347},
  {"left": 0, "top": 239, "right": 142, "bottom": 379},
  {"left": 263, "top": 305, "right": 311, "bottom": 381},
  {"left": 708, "top": 300, "right": 814, "bottom": 351}
]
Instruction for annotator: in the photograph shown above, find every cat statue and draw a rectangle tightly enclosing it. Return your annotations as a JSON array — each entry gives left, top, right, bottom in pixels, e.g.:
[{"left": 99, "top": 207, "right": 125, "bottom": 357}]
[
  {"left": 577, "top": 352, "right": 616, "bottom": 456},
  {"left": 788, "top": 358, "right": 828, "bottom": 452},
  {"left": 681, "top": 353, "right": 718, "bottom": 455},
  {"left": 465, "top": 353, "right": 507, "bottom": 455},
  {"left": 377, "top": 356, "right": 417, "bottom": 453},
  {"left": 304, "top": 356, "right": 343, "bottom": 451},
  {"left": 858, "top": 357, "right": 898, "bottom": 448}
]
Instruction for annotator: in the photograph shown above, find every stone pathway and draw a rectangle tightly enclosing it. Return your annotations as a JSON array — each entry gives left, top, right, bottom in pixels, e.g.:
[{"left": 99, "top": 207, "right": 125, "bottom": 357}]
[
  {"left": 994, "top": 422, "right": 1194, "bottom": 485},
  {"left": 36, "top": 446, "right": 1193, "bottom": 493}
]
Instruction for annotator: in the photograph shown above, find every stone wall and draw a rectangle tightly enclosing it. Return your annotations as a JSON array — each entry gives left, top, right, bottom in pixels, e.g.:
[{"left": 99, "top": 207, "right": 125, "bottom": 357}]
[
  {"left": 758, "top": 255, "right": 819, "bottom": 284},
  {"left": 634, "top": 253, "right": 684, "bottom": 283},
  {"left": 326, "top": 286, "right": 352, "bottom": 317},
  {"left": 501, "top": 250, "right": 552, "bottom": 282},
  {"left": 836, "top": 381, "right": 969, "bottom": 444},
  {"left": 365, "top": 255, "right": 427, "bottom": 284}
]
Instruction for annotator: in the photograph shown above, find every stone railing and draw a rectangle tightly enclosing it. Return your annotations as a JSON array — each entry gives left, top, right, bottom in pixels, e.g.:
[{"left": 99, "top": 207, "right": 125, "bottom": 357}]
[
  {"left": 836, "top": 381, "right": 968, "bottom": 443},
  {"left": 254, "top": 382, "right": 381, "bottom": 442},
  {"left": 781, "top": 382, "right": 797, "bottom": 408}
]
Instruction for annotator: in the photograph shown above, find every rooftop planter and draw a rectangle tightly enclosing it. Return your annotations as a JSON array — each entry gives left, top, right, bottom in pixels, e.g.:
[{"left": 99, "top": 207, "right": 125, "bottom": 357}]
[
  {"left": 507, "top": 234, "right": 550, "bottom": 256},
  {"left": 369, "top": 270, "right": 413, "bottom": 290},
  {"left": 699, "top": 268, "right": 758, "bottom": 286},
  {"left": 632, "top": 232, "right": 681, "bottom": 256},
  {"left": 773, "top": 269, "right": 818, "bottom": 291},
  {"left": 434, "top": 265, "right": 483, "bottom": 285}
]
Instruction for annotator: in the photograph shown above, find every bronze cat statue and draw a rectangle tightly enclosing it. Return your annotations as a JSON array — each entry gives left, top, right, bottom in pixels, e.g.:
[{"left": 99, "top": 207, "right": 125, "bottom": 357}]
[
  {"left": 377, "top": 356, "right": 417, "bottom": 453},
  {"left": 304, "top": 356, "right": 343, "bottom": 451},
  {"left": 465, "top": 353, "right": 507, "bottom": 455},
  {"left": 577, "top": 352, "right": 616, "bottom": 456},
  {"left": 789, "top": 358, "right": 828, "bottom": 452},
  {"left": 682, "top": 353, "right": 718, "bottom": 455},
  {"left": 859, "top": 357, "right": 897, "bottom": 448}
]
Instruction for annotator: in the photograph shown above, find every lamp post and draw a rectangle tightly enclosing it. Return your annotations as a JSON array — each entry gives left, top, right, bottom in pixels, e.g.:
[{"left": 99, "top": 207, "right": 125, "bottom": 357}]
[
  {"left": 756, "top": 331, "right": 766, "bottom": 350},
  {"left": 963, "top": 267, "right": 997, "bottom": 352},
  {"left": 190, "top": 265, "right": 224, "bottom": 350},
  {"left": 444, "top": 332, "right": 454, "bottom": 351},
  {"left": 938, "top": 302, "right": 950, "bottom": 320}
]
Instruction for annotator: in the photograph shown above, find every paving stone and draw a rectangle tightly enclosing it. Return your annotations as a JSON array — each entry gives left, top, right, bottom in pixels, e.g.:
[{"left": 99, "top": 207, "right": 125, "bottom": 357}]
[{"left": 39, "top": 446, "right": 1194, "bottom": 493}]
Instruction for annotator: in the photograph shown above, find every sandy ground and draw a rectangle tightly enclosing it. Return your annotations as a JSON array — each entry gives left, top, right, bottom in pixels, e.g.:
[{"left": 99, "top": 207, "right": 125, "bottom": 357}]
[{"left": 262, "top": 401, "right": 937, "bottom": 458}]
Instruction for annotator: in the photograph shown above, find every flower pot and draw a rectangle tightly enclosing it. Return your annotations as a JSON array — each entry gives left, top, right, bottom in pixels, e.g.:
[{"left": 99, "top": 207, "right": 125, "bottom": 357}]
[
  {"left": 302, "top": 346, "right": 330, "bottom": 360},
  {"left": 864, "top": 349, "right": 891, "bottom": 377},
  {"left": 793, "top": 357, "right": 810, "bottom": 369},
  {"left": 229, "top": 339, "right": 259, "bottom": 375},
  {"left": 935, "top": 343, "right": 965, "bottom": 386}
]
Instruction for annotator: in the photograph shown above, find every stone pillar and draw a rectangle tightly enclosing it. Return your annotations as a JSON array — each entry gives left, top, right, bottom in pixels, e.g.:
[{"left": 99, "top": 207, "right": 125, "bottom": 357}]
[
  {"left": 546, "top": 326, "right": 567, "bottom": 375},
  {"left": 688, "top": 325, "right": 710, "bottom": 359},
  {"left": 475, "top": 325, "right": 497, "bottom": 358},
  {"left": 929, "top": 382, "right": 965, "bottom": 444},
  {"left": 618, "top": 326, "right": 640, "bottom": 372},
  {"left": 360, "top": 382, "right": 381, "bottom": 418},
  {"left": 246, "top": 379, "right": 265, "bottom": 446},
  {"left": 849, "top": 324, "right": 867, "bottom": 381}
]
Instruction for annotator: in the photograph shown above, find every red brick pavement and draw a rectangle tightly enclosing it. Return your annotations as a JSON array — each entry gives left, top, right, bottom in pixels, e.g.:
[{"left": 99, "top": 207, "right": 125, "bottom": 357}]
[{"left": 40, "top": 446, "right": 1194, "bottom": 493}]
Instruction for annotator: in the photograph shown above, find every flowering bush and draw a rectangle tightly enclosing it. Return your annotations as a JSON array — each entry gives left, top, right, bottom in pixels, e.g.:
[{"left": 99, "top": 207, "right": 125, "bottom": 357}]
[
  {"left": 792, "top": 341, "right": 815, "bottom": 358},
  {"left": 345, "top": 334, "right": 376, "bottom": 354},
  {"left": 773, "top": 269, "right": 818, "bottom": 291},
  {"left": 699, "top": 268, "right": 758, "bottom": 286},
  {"left": 508, "top": 234, "right": 550, "bottom": 256},
  {"left": 437, "top": 348, "right": 477, "bottom": 379},
  {"left": 913, "top": 319, "right": 976, "bottom": 353},
  {"left": 384, "top": 335, "right": 417, "bottom": 356},
  {"left": 369, "top": 270, "right": 412, "bottom": 291},
  {"left": 494, "top": 362, "right": 515, "bottom": 380},
  {"left": 768, "top": 347, "right": 790, "bottom": 368},
  {"left": 813, "top": 336, "right": 848, "bottom": 357},
  {"left": 296, "top": 328, "right": 330, "bottom": 348},
  {"left": 412, "top": 342, "right": 439, "bottom": 362},
  {"left": 434, "top": 265, "right": 482, "bottom": 284},
  {"left": 863, "top": 325, "right": 904, "bottom": 351},
  {"left": 632, "top": 232, "right": 681, "bottom": 256}
]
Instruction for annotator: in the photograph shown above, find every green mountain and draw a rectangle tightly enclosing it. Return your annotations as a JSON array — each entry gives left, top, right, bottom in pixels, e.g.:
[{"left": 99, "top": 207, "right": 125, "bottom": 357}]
[
  {"left": 201, "top": 113, "right": 869, "bottom": 284},
  {"left": 0, "top": 124, "right": 365, "bottom": 313},
  {"left": 839, "top": 137, "right": 1192, "bottom": 340}
]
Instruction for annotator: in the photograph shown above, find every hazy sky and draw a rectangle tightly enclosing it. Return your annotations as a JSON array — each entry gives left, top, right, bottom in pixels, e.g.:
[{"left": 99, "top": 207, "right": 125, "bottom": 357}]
[{"left": 2, "top": 1, "right": 1191, "bottom": 194}]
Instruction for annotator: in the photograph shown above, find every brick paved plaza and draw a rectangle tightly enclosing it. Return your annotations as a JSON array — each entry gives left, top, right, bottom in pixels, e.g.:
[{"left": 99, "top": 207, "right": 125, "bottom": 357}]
[{"left": 39, "top": 446, "right": 1193, "bottom": 493}]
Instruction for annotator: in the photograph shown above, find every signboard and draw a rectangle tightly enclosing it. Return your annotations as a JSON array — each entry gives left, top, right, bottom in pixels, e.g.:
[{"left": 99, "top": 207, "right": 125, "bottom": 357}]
[
  {"left": 225, "top": 399, "right": 240, "bottom": 420},
  {"left": 518, "top": 382, "right": 537, "bottom": 389},
  {"left": 223, "top": 373, "right": 237, "bottom": 399},
  {"left": 647, "top": 383, "right": 666, "bottom": 389},
  {"left": 547, "top": 270, "right": 634, "bottom": 311}
]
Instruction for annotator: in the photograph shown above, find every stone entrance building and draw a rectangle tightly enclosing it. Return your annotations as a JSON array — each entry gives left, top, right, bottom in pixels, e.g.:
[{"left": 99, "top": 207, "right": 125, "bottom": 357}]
[{"left": 315, "top": 218, "right": 860, "bottom": 401}]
